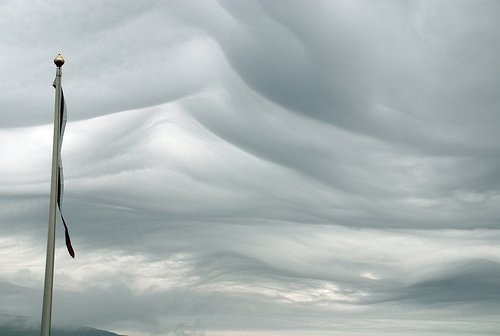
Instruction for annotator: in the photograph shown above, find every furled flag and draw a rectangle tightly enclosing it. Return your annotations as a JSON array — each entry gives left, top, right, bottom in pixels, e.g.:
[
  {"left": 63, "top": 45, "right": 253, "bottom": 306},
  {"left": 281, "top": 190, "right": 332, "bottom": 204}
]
[{"left": 53, "top": 81, "right": 75, "bottom": 258}]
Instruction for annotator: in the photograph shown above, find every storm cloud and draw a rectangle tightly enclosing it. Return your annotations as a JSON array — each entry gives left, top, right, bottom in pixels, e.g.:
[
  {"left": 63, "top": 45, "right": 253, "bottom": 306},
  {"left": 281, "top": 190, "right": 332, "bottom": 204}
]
[{"left": 1, "top": 1, "right": 500, "bottom": 335}]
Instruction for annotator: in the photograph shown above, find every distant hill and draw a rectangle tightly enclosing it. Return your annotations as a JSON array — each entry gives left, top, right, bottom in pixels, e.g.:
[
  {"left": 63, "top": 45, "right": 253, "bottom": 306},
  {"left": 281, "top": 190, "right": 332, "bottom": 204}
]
[
  {"left": 0, "top": 325, "right": 122, "bottom": 336},
  {"left": 0, "top": 314, "right": 122, "bottom": 336}
]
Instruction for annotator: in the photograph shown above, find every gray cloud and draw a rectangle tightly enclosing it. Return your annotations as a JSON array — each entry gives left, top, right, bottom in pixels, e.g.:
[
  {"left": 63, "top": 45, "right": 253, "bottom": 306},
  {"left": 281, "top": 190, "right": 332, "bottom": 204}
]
[{"left": 1, "top": 1, "right": 500, "bottom": 335}]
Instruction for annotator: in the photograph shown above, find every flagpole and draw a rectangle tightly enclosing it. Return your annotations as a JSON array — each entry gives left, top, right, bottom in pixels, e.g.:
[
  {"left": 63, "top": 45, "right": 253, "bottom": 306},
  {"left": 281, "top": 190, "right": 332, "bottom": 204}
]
[{"left": 41, "top": 54, "right": 65, "bottom": 336}]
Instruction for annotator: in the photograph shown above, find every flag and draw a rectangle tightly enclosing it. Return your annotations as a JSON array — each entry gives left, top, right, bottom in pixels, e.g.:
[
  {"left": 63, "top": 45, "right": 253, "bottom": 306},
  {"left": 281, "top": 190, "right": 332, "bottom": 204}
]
[{"left": 53, "top": 81, "right": 75, "bottom": 258}]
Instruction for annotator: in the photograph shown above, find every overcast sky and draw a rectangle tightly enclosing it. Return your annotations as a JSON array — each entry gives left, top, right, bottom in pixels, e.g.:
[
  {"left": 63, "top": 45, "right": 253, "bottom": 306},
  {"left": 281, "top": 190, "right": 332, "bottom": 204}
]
[{"left": 1, "top": 1, "right": 500, "bottom": 335}]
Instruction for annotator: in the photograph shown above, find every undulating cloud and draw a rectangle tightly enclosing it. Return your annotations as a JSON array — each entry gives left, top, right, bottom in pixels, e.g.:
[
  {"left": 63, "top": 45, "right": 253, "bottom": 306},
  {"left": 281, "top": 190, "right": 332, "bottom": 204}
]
[{"left": 1, "top": 1, "right": 500, "bottom": 335}]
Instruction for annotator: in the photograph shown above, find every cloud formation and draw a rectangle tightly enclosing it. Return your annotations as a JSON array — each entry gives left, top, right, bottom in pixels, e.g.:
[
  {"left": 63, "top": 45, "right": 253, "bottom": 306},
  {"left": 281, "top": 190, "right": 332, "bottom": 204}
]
[{"left": 1, "top": 1, "right": 500, "bottom": 335}]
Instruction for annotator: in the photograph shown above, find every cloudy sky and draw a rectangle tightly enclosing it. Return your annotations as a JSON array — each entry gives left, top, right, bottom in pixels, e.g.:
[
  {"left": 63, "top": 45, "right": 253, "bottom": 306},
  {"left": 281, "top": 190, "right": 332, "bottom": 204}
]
[{"left": 1, "top": 0, "right": 500, "bottom": 335}]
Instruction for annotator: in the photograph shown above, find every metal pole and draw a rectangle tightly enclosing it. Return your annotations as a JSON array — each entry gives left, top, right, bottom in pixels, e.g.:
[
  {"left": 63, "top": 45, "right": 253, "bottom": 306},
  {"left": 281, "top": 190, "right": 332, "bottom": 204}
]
[{"left": 40, "top": 54, "right": 65, "bottom": 336}]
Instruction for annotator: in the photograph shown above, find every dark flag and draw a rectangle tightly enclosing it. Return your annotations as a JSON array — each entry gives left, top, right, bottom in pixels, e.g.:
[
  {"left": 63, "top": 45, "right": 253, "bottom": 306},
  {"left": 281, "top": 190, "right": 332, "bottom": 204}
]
[{"left": 53, "top": 82, "right": 75, "bottom": 258}]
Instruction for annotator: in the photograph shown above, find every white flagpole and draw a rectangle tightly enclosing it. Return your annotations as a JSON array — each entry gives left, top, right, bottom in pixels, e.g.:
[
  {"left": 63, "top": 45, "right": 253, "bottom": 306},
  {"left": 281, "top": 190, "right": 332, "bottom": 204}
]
[{"left": 40, "top": 54, "right": 65, "bottom": 336}]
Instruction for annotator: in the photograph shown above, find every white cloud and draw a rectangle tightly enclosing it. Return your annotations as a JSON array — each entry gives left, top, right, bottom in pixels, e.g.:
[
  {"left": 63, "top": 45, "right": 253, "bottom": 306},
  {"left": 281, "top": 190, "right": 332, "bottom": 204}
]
[{"left": 1, "top": 1, "right": 500, "bottom": 335}]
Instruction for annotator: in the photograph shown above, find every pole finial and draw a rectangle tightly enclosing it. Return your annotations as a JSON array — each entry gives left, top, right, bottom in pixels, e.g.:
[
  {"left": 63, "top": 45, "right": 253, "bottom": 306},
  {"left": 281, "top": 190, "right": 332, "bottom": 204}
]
[{"left": 54, "top": 54, "right": 65, "bottom": 68}]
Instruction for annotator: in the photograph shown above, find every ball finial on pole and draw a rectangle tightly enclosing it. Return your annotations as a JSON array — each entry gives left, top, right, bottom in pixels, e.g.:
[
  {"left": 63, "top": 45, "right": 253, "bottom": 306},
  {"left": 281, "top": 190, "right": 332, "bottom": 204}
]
[{"left": 54, "top": 54, "right": 65, "bottom": 68}]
